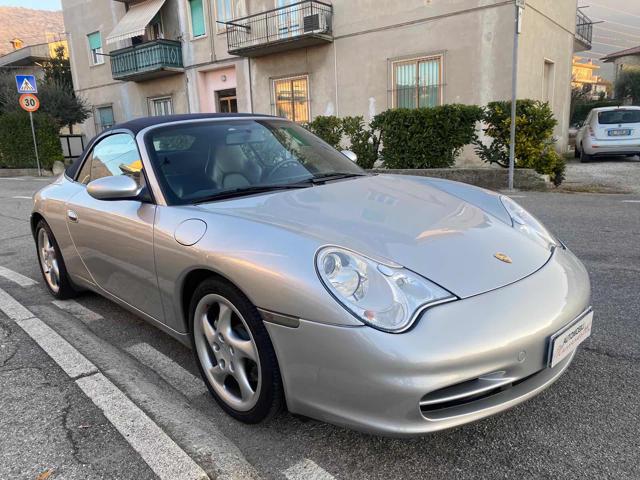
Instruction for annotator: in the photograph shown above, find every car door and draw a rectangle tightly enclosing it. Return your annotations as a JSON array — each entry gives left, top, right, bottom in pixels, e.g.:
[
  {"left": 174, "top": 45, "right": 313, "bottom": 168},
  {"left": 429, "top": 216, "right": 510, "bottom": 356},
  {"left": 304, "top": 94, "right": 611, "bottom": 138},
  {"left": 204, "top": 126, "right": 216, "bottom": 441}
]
[{"left": 66, "top": 132, "right": 164, "bottom": 321}]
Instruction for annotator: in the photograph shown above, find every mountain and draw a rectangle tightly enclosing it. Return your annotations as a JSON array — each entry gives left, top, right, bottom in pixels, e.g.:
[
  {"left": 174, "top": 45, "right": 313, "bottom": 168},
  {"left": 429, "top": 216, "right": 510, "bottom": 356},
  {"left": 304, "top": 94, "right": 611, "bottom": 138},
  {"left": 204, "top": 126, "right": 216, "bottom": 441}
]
[{"left": 0, "top": 7, "right": 64, "bottom": 56}]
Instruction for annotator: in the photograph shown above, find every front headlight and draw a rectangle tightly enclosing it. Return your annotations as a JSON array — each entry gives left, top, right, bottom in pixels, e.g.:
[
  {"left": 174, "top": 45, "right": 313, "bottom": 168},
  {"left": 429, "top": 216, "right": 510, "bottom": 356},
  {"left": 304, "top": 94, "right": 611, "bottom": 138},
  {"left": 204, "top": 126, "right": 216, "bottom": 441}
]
[
  {"left": 500, "top": 196, "right": 558, "bottom": 249},
  {"left": 316, "top": 246, "right": 455, "bottom": 333}
]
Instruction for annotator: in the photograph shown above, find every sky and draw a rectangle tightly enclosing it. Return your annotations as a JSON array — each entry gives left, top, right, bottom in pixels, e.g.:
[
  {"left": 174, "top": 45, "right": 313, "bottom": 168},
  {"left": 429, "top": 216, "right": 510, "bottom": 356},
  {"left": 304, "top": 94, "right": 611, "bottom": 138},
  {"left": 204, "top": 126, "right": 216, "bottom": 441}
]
[
  {"left": 577, "top": 0, "right": 640, "bottom": 81},
  {"left": 0, "top": 0, "right": 60, "bottom": 10}
]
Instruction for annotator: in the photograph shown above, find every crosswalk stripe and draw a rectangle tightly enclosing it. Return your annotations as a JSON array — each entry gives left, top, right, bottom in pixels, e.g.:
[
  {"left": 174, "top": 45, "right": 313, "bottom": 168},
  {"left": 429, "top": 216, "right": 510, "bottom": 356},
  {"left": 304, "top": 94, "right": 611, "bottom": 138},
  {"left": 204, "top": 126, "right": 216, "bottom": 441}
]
[
  {"left": 52, "top": 299, "right": 103, "bottom": 323},
  {"left": 126, "top": 343, "right": 207, "bottom": 399},
  {"left": 0, "top": 266, "right": 37, "bottom": 287},
  {"left": 283, "top": 459, "right": 335, "bottom": 480}
]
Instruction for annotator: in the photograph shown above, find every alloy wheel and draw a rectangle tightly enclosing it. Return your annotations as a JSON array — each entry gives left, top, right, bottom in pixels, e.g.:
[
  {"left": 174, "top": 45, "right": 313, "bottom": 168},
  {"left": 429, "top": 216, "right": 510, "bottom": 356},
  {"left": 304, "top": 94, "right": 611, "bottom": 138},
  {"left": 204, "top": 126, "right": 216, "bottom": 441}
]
[
  {"left": 37, "top": 227, "right": 60, "bottom": 294},
  {"left": 193, "top": 294, "right": 262, "bottom": 411}
]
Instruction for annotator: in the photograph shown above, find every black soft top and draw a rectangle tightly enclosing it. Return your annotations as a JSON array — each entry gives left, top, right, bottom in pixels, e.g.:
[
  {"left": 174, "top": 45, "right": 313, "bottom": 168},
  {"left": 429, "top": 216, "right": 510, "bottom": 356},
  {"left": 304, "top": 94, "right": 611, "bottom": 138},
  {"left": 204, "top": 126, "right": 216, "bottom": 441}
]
[{"left": 65, "top": 113, "right": 277, "bottom": 179}]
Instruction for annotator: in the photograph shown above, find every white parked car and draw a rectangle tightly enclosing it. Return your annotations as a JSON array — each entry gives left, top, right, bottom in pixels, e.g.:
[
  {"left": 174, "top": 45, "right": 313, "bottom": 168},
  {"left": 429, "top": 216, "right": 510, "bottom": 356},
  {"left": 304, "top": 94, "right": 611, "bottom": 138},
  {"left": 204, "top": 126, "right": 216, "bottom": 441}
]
[{"left": 575, "top": 106, "right": 640, "bottom": 162}]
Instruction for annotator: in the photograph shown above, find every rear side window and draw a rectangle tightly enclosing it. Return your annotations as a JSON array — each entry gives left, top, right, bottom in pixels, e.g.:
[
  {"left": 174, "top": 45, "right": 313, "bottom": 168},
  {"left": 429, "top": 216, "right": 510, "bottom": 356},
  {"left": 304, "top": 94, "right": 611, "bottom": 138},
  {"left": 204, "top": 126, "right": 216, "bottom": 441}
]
[{"left": 598, "top": 110, "right": 640, "bottom": 125}]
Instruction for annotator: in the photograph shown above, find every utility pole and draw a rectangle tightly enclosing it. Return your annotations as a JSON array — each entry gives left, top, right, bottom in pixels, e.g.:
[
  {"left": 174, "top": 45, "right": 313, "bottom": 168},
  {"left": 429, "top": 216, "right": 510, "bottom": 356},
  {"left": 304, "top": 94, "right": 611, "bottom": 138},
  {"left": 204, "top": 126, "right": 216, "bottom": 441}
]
[{"left": 509, "top": 0, "right": 525, "bottom": 191}]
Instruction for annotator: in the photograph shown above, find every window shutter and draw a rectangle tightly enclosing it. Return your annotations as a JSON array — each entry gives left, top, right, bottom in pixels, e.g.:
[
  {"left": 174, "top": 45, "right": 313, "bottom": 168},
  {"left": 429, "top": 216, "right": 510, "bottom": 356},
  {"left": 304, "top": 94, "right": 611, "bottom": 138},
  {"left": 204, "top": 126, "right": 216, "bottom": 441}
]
[
  {"left": 190, "top": 0, "right": 206, "bottom": 36},
  {"left": 88, "top": 32, "right": 102, "bottom": 50}
]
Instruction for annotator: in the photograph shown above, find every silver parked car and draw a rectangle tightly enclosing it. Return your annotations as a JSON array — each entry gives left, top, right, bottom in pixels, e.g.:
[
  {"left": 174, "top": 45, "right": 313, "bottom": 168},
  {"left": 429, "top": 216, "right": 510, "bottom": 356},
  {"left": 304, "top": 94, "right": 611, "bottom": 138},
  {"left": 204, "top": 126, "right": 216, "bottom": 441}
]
[
  {"left": 32, "top": 114, "right": 592, "bottom": 436},
  {"left": 575, "top": 106, "right": 640, "bottom": 162}
]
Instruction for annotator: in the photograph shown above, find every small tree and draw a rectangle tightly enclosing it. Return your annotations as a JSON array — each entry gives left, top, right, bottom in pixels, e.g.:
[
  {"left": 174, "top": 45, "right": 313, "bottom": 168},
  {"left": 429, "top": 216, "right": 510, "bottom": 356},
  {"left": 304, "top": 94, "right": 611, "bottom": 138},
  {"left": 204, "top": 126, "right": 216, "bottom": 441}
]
[
  {"left": 42, "top": 45, "right": 73, "bottom": 90},
  {"left": 38, "top": 80, "right": 91, "bottom": 133},
  {"left": 615, "top": 67, "right": 640, "bottom": 105}
]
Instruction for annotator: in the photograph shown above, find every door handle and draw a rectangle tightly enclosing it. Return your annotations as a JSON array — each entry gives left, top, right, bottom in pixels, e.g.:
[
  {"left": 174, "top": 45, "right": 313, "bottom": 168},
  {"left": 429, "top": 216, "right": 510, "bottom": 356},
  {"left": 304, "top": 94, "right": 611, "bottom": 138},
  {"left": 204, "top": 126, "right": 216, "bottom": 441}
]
[{"left": 67, "top": 209, "right": 79, "bottom": 223}]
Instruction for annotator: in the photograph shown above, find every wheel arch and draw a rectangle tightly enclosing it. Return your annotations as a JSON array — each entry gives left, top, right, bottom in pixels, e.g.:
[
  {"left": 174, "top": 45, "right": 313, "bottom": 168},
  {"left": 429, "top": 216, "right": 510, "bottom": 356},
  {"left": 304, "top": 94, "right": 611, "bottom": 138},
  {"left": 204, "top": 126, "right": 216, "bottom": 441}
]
[{"left": 30, "top": 212, "right": 45, "bottom": 239}]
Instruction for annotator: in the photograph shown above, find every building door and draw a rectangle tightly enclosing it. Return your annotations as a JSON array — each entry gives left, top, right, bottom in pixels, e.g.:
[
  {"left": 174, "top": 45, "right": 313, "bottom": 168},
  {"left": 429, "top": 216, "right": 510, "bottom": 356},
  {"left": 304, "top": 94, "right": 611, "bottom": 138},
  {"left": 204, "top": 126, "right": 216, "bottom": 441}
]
[{"left": 217, "top": 88, "right": 238, "bottom": 113}]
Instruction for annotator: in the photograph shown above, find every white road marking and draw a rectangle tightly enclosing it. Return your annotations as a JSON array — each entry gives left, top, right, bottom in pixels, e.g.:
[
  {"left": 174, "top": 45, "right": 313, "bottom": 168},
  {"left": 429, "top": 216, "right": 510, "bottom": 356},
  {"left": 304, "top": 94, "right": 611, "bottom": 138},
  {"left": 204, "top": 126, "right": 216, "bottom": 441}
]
[
  {"left": 621, "top": 200, "right": 640, "bottom": 203},
  {"left": 11, "top": 195, "right": 32, "bottom": 199},
  {"left": 0, "top": 287, "right": 210, "bottom": 480},
  {"left": 0, "top": 266, "right": 37, "bottom": 287},
  {"left": 126, "top": 343, "right": 207, "bottom": 398},
  {"left": 0, "top": 287, "right": 34, "bottom": 320},
  {"left": 283, "top": 459, "right": 335, "bottom": 480},
  {"left": 76, "top": 373, "right": 209, "bottom": 480},
  {"left": 52, "top": 299, "right": 103, "bottom": 323},
  {"left": 17, "top": 317, "right": 98, "bottom": 379}
]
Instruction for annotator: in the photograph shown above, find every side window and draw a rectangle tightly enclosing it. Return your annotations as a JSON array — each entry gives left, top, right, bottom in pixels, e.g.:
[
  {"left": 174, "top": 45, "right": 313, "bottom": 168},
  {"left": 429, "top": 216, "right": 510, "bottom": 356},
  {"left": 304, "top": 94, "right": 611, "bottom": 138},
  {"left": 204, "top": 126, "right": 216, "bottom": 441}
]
[{"left": 83, "top": 134, "right": 144, "bottom": 186}]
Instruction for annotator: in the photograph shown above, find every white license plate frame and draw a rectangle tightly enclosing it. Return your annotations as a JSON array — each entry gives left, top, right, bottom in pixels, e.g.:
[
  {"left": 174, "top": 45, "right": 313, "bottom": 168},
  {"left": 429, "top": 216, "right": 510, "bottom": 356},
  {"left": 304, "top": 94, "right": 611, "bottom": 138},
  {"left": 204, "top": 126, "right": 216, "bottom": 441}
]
[
  {"left": 608, "top": 129, "right": 631, "bottom": 137},
  {"left": 548, "top": 309, "right": 593, "bottom": 368}
]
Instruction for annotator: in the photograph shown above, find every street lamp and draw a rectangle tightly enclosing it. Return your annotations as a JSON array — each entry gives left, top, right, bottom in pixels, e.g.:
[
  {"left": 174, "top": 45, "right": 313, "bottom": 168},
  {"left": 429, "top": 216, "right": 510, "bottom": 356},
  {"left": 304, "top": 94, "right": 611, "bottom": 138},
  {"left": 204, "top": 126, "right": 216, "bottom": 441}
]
[{"left": 509, "top": 0, "right": 525, "bottom": 191}]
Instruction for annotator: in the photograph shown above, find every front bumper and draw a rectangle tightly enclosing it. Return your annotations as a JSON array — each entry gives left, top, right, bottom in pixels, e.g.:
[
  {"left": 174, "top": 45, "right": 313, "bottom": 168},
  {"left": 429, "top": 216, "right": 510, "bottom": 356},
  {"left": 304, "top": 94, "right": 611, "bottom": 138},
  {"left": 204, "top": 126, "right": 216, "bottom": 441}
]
[{"left": 264, "top": 247, "right": 591, "bottom": 437}]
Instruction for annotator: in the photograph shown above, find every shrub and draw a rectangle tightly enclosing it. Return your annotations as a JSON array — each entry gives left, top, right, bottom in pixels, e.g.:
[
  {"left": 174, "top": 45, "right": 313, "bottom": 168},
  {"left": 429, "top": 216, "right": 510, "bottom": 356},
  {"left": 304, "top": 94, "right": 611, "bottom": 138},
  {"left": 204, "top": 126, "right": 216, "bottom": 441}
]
[
  {"left": 0, "top": 112, "right": 64, "bottom": 170},
  {"left": 372, "top": 105, "right": 483, "bottom": 169},
  {"left": 474, "top": 100, "right": 565, "bottom": 185},
  {"left": 303, "top": 115, "right": 343, "bottom": 149},
  {"left": 615, "top": 66, "right": 640, "bottom": 105},
  {"left": 341, "top": 116, "right": 381, "bottom": 169}
]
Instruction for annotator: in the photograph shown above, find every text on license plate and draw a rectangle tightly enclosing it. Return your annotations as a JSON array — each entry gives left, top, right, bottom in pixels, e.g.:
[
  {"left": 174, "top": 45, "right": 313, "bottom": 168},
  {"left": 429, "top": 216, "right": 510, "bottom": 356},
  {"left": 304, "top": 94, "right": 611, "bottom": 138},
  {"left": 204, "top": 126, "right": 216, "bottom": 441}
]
[
  {"left": 608, "top": 129, "right": 631, "bottom": 136},
  {"left": 549, "top": 311, "right": 593, "bottom": 368}
]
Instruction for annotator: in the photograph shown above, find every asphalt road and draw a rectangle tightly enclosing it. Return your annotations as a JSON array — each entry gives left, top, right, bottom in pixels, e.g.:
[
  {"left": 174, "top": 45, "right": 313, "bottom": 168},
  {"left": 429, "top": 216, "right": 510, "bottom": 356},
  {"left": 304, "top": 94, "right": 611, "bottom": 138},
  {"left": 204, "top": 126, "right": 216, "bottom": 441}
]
[{"left": 0, "top": 176, "right": 638, "bottom": 480}]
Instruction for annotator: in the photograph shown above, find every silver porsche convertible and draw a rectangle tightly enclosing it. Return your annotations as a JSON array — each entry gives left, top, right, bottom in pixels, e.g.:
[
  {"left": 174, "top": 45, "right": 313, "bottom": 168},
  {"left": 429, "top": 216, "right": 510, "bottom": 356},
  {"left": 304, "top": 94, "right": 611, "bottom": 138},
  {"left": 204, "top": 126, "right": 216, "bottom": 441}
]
[{"left": 32, "top": 114, "right": 593, "bottom": 436}]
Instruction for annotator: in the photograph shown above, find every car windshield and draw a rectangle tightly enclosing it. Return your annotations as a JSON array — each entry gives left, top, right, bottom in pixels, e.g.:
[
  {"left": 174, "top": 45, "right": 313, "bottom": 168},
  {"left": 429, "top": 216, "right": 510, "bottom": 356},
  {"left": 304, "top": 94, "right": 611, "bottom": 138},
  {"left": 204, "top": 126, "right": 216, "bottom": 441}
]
[
  {"left": 597, "top": 110, "right": 640, "bottom": 125},
  {"left": 144, "top": 119, "right": 365, "bottom": 205}
]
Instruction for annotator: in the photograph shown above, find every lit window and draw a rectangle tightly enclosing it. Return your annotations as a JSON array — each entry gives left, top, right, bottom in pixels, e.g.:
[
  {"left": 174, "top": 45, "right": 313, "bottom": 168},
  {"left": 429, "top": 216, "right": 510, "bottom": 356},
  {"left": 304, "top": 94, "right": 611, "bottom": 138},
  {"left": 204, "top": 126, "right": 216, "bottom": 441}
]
[
  {"left": 393, "top": 56, "right": 443, "bottom": 108},
  {"left": 272, "top": 76, "right": 309, "bottom": 123},
  {"left": 87, "top": 31, "right": 104, "bottom": 66}
]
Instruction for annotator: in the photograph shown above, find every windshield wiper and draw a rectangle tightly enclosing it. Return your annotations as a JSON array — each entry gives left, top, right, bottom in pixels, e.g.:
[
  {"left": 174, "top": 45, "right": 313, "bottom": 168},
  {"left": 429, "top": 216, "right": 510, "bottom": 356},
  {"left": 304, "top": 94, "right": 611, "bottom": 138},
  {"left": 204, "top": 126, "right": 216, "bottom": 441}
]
[
  {"left": 310, "top": 172, "right": 368, "bottom": 184},
  {"left": 193, "top": 181, "right": 313, "bottom": 204}
]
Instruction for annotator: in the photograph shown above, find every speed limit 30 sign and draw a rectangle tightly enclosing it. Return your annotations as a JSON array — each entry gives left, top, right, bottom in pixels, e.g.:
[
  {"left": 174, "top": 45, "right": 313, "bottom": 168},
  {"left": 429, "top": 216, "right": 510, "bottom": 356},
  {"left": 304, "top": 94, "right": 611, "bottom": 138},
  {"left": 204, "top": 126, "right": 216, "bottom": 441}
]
[{"left": 19, "top": 93, "right": 40, "bottom": 112}]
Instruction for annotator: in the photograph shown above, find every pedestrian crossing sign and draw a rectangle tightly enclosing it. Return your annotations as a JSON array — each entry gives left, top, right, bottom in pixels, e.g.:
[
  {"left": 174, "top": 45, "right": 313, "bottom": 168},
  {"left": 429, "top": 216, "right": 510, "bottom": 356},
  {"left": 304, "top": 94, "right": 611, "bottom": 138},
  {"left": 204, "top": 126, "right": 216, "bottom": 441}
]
[{"left": 15, "top": 75, "right": 37, "bottom": 94}]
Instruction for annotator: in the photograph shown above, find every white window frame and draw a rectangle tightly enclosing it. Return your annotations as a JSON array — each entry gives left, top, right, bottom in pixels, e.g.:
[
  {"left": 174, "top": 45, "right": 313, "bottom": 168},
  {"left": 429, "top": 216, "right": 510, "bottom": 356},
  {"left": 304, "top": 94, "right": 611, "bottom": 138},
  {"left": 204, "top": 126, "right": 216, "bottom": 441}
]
[
  {"left": 87, "top": 32, "right": 104, "bottom": 66},
  {"left": 391, "top": 54, "right": 444, "bottom": 109},
  {"left": 149, "top": 96, "right": 174, "bottom": 116},
  {"left": 271, "top": 74, "right": 311, "bottom": 123},
  {"left": 542, "top": 58, "right": 556, "bottom": 105}
]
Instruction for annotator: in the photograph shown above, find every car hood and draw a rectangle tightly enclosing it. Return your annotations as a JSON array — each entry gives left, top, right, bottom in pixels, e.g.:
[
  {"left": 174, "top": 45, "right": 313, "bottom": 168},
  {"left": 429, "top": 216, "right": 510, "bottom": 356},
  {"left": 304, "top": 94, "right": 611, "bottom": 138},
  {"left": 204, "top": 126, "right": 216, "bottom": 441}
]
[{"left": 196, "top": 175, "right": 552, "bottom": 298}]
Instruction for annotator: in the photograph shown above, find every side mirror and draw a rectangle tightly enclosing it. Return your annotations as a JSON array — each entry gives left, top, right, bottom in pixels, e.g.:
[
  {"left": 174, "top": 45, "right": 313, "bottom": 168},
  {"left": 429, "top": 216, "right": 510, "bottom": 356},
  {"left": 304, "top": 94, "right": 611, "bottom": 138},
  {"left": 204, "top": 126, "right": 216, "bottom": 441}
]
[
  {"left": 341, "top": 150, "right": 358, "bottom": 163},
  {"left": 87, "top": 175, "right": 142, "bottom": 201}
]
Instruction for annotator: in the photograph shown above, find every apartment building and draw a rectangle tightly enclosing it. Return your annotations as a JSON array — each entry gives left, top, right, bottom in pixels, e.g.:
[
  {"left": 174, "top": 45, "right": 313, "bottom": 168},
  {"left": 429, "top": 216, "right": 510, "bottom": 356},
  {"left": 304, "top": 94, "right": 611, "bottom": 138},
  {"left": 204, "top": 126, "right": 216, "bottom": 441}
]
[{"left": 62, "top": 0, "right": 593, "bottom": 158}]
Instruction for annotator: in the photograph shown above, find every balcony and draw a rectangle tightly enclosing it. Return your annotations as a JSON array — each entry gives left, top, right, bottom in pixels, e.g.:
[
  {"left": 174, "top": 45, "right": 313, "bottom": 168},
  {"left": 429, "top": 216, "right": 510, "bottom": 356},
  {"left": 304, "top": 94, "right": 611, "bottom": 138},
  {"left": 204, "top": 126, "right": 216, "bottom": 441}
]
[
  {"left": 575, "top": 9, "right": 593, "bottom": 52},
  {"left": 226, "top": 0, "right": 333, "bottom": 58},
  {"left": 110, "top": 39, "right": 183, "bottom": 82}
]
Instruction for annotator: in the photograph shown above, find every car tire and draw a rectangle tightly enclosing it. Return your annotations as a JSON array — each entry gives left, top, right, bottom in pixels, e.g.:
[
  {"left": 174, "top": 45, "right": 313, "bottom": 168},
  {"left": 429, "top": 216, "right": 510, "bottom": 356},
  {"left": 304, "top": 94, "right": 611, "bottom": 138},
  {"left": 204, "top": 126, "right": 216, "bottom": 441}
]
[
  {"left": 580, "top": 145, "right": 592, "bottom": 163},
  {"left": 35, "top": 219, "right": 77, "bottom": 299},
  {"left": 189, "top": 277, "right": 284, "bottom": 423},
  {"left": 574, "top": 146, "right": 580, "bottom": 158}
]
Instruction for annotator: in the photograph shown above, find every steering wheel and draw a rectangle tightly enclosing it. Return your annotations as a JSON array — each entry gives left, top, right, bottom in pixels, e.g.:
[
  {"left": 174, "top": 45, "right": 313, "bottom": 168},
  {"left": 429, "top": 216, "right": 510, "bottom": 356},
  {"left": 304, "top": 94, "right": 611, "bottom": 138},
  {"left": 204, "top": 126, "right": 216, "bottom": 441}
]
[{"left": 265, "top": 160, "right": 306, "bottom": 181}]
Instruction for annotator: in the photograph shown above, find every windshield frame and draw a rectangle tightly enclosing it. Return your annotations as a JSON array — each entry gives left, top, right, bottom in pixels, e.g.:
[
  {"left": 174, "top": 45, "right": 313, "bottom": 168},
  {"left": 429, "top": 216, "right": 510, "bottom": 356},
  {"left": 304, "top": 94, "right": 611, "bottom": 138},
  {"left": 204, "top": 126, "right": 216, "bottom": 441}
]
[{"left": 141, "top": 117, "right": 367, "bottom": 206}]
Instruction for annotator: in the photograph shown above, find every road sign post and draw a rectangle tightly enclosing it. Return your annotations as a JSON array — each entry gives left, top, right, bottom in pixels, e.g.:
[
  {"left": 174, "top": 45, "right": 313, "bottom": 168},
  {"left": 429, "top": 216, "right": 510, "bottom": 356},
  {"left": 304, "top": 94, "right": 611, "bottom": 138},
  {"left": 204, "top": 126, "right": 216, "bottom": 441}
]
[{"left": 18, "top": 91, "right": 42, "bottom": 177}]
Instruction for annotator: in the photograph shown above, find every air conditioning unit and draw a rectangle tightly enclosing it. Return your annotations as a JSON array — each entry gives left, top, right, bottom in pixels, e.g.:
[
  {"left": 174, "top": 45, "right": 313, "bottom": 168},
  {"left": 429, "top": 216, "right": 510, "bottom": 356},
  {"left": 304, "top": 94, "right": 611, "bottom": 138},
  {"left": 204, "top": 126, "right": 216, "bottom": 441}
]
[{"left": 303, "top": 13, "right": 330, "bottom": 34}]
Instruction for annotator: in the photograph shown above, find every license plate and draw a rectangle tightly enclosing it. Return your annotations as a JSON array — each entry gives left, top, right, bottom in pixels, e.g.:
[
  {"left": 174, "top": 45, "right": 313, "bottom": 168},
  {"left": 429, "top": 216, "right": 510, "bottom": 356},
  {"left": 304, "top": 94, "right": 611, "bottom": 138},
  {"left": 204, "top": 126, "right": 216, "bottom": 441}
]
[
  {"left": 608, "top": 129, "right": 631, "bottom": 136},
  {"left": 548, "top": 310, "right": 593, "bottom": 368}
]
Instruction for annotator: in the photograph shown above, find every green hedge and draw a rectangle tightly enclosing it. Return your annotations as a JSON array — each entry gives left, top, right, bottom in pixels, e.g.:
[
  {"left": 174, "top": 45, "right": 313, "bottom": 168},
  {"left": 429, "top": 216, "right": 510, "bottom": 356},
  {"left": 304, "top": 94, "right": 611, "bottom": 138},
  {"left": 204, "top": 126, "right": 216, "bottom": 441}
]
[
  {"left": 474, "top": 100, "right": 565, "bottom": 185},
  {"left": 0, "top": 112, "right": 63, "bottom": 170},
  {"left": 373, "top": 105, "right": 483, "bottom": 168}
]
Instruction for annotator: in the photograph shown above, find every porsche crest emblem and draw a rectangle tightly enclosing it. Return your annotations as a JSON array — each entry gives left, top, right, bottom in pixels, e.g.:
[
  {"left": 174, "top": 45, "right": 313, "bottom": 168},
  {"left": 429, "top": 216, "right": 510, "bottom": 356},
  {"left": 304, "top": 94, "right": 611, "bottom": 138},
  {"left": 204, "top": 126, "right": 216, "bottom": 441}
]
[{"left": 494, "top": 253, "right": 513, "bottom": 264}]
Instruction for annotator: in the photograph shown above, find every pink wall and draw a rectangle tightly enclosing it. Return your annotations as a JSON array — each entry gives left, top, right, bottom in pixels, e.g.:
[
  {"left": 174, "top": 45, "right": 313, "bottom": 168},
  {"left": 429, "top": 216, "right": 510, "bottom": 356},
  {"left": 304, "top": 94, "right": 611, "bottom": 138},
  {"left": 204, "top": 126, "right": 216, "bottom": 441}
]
[{"left": 197, "top": 66, "right": 237, "bottom": 112}]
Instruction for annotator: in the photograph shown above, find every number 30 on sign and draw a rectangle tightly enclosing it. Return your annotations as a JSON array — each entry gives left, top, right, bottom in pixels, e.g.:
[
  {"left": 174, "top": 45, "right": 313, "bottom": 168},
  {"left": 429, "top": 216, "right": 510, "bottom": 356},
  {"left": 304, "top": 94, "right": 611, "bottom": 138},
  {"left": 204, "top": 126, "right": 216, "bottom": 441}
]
[{"left": 19, "top": 93, "right": 40, "bottom": 112}]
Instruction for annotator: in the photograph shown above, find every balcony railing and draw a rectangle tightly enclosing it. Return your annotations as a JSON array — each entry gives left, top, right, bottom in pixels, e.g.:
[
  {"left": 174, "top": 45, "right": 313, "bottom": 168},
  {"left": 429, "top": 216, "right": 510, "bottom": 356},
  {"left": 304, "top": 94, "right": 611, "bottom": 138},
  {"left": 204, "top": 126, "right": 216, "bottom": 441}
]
[
  {"left": 226, "top": 0, "right": 333, "bottom": 57},
  {"left": 575, "top": 9, "right": 593, "bottom": 51},
  {"left": 111, "top": 39, "right": 183, "bottom": 82}
]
